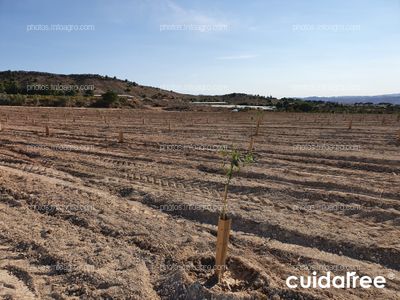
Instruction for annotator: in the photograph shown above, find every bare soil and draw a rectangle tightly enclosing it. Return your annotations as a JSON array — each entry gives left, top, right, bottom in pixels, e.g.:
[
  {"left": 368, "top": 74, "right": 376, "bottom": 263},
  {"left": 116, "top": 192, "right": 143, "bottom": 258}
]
[{"left": 0, "top": 107, "right": 399, "bottom": 299}]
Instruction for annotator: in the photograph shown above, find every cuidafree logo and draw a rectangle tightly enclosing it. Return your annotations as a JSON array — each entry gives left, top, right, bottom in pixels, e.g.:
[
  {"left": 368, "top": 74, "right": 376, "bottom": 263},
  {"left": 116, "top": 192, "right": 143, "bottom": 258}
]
[{"left": 286, "top": 272, "right": 387, "bottom": 289}]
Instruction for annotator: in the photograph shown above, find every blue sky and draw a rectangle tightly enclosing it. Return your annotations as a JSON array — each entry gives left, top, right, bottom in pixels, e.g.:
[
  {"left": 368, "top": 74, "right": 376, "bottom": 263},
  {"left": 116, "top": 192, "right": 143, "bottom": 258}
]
[{"left": 0, "top": 0, "right": 399, "bottom": 97}]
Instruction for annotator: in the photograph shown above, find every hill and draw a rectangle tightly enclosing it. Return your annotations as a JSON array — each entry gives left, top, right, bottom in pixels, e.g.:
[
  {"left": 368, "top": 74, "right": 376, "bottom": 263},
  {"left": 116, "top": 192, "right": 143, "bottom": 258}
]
[
  {"left": 0, "top": 70, "right": 190, "bottom": 109},
  {"left": 303, "top": 94, "right": 400, "bottom": 105}
]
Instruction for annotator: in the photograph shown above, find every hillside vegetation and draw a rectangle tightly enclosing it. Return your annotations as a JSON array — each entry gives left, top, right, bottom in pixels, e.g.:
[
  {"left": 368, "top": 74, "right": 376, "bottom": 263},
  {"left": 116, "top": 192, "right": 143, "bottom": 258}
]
[
  {"left": 0, "top": 71, "right": 187, "bottom": 109},
  {"left": 1, "top": 71, "right": 399, "bottom": 113}
]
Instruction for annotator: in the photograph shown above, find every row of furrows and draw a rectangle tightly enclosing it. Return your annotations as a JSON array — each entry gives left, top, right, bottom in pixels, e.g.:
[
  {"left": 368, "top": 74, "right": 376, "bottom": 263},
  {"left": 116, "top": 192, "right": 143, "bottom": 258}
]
[
  {"left": 257, "top": 153, "right": 400, "bottom": 175},
  {"left": 7, "top": 122, "right": 392, "bottom": 151},
  {"left": 3, "top": 116, "right": 400, "bottom": 151},
  {"left": 0, "top": 160, "right": 78, "bottom": 184},
  {"left": 68, "top": 135, "right": 398, "bottom": 185},
  {"left": 133, "top": 191, "right": 400, "bottom": 271},
  {"left": 255, "top": 156, "right": 397, "bottom": 180},
  {"left": 255, "top": 147, "right": 400, "bottom": 169},
  {"left": 0, "top": 178, "right": 249, "bottom": 299},
  {"left": 0, "top": 179, "right": 178, "bottom": 263},
  {"left": 4, "top": 118, "right": 398, "bottom": 130},
  {"left": 0, "top": 213, "right": 156, "bottom": 299},
  {"left": 2, "top": 140, "right": 399, "bottom": 225},
  {"left": 49, "top": 153, "right": 400, "bottom": 220},
  {"left": 70, "top": 160, "right": 400, "bottom": 236},
  {"left": 7, "top": 121, "right": 397, "bottom": 134},
  {"left": 2, "top": 157, "right": 397, "bottom": 243},
  {"left": 196, "top": 160, "right": 399, "bottom": 201},
  {"left": 5, "top": 166, "right": 390, "bottom": 282},
  {"left": 5, "top": 126, "right": 399, "bottom": 170},
  {"left": 3, "top": 169, "right": 392, "bottom": 300}
]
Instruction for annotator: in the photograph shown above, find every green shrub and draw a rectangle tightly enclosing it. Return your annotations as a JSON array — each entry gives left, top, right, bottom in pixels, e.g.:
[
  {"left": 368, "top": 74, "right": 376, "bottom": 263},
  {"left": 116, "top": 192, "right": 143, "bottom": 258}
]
[{"left": 92, "top": 90, "right": 119, "bottom": 107}]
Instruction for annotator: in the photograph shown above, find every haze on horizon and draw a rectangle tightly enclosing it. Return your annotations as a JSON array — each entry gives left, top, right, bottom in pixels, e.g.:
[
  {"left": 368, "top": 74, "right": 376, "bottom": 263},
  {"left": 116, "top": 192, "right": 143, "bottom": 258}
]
[{"left": 0, "top": 0, "right": 399, "bottom": 98}]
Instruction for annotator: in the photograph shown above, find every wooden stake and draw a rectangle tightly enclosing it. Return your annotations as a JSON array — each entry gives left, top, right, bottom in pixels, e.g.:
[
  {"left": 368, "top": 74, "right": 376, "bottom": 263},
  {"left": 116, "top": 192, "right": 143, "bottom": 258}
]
[
  {"left": 255, "top": 112, "right": 264, "bottom": 136},
  {"left": 45, "top": 126, "right": 50, "bottom": 136},
  {"left": 248, "top": 136, "right": 255, "bottom": 152},
  {"left": 348, "top": 120, "right": 352, "bottom": 130},
  {"left": 118, "top": 131, "right": 124, "bottom": 143},
  {"left": 215, "top": 216, "right": 231, "bottom": 280}
]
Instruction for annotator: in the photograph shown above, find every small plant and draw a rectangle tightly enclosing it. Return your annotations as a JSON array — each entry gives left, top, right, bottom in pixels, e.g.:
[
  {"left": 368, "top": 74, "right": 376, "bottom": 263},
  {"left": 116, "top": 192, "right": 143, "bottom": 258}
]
[
  {"left": 214, "top": 147, "right": 254, "bottom": 281},
  {"left": 214, "top": 118, "right": 258, "bottom": 281},
  {"left": 219, "top": 149, "right": 254, "bottom": 219},
  {"left": 219, "top": 113, "right": 261, "bottom": 219},
  {"left": 254, "top": 111, "right": 264, "bottom": 136}
]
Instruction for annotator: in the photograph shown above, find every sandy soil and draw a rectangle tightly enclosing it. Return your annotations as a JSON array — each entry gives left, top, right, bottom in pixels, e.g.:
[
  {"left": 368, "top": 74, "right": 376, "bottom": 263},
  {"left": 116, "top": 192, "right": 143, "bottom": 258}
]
[{"left": 0, "top": 107, "right": 399, "bottom": 299}]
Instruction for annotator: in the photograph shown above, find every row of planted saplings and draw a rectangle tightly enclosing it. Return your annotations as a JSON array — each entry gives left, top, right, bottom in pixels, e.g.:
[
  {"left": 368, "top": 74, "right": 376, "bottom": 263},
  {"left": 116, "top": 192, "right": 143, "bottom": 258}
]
[
  {"left": 1, "top": 116, "right": 400, "bottom": 145},
  {"left": 1, "top": 110, "right": 270, "bottom": 127},
  {"left": 1, "top": 111, "right": 255, "bottom": 141},
  {"left": 348, "top": 114, "right": 400, "bottom": 128},
  {"left": 298, "top": 113, "right": 400, "bottom": 125},
  {"left": 347, "top": 114, "right": 400, "bottom": 129},
  {"left": 0, "top": 121, "right": 127, "bottom": 143},
  {"left": 40, "top": 125, "right": 126, "bottom": 143}
]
